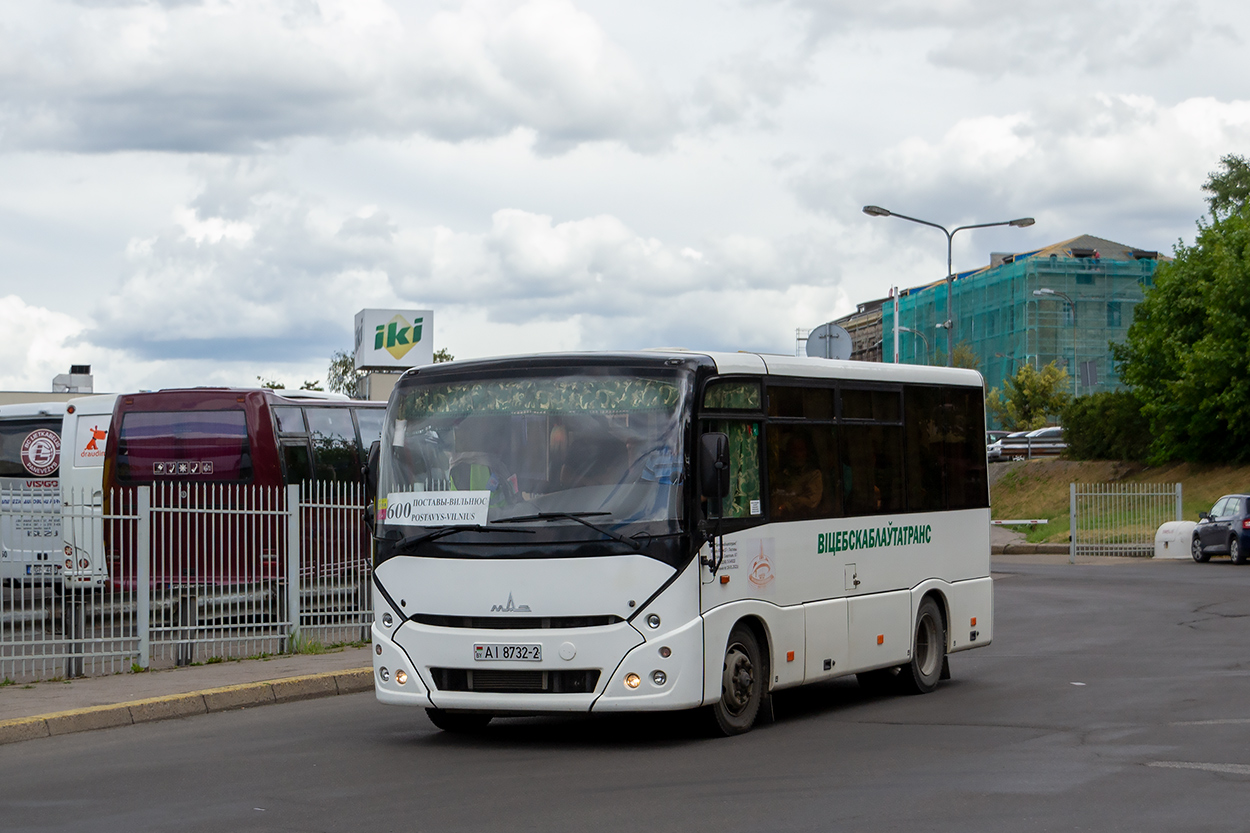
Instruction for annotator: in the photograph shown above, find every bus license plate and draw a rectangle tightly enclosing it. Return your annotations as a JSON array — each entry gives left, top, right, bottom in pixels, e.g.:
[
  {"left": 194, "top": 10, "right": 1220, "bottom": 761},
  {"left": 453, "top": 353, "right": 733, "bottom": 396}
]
[
  {"left": 25, "top": 565, "right": 55, "bottom": 576},
  {"left": 474, "top": 644, "right": 542, "bottom": 661}
]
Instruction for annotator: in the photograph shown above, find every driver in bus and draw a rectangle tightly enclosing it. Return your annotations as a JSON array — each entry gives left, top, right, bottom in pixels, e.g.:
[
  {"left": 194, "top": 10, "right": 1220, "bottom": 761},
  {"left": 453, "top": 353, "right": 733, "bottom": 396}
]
[{"left": 771, "top": 433, "right": 823, "bottom": 520}]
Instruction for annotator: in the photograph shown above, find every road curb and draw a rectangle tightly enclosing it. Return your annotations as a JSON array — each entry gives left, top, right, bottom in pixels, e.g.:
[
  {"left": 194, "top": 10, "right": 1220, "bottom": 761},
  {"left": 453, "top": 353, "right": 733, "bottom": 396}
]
[{"left": 0, "top": 667, "right": 373, "bottom": 746}]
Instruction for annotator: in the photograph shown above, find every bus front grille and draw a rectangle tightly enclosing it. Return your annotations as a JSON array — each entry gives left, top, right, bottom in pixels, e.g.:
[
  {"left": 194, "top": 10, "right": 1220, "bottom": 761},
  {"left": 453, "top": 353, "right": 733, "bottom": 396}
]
[
  {"left": 431, "top": 668, "right": 600, "bottom": 694},
  {"left": 411, "top": 614, "right": 623, "bottom": 629}
]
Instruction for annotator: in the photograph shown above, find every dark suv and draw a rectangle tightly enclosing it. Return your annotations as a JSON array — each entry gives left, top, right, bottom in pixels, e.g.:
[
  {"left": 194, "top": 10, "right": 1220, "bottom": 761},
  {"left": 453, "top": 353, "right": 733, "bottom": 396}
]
[{"left": 1191, "top": 494, "right": 1250, "bottom": 564}]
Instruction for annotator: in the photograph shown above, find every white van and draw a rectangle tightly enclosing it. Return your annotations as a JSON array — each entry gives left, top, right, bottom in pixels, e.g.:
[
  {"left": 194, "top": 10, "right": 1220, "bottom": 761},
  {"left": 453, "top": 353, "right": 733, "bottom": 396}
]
[
  {"left": 0, "top": 402, "right": 67, "bottom": 586},
  {"left": 60, "top": 394, "right": 119, "bottom": 589}
]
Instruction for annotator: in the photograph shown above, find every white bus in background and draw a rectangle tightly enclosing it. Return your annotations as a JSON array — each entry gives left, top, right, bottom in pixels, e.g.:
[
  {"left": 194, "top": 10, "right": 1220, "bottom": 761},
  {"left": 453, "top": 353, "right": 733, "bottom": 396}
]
[
  {"left": 60, "top": 394, "right": 120, "bottom": 589},
  {"left": 0, "top": 402, "right": 67, "bottom": 588},
  {"left": 368, "top": 350, "right": 993, "bottom": 735}
]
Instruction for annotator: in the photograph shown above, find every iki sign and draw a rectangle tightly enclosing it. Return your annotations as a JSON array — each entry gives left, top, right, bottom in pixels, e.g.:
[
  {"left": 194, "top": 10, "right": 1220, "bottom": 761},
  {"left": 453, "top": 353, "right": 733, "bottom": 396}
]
[{"left": 354, "top": 309, "right": 434, "bottom": 370}]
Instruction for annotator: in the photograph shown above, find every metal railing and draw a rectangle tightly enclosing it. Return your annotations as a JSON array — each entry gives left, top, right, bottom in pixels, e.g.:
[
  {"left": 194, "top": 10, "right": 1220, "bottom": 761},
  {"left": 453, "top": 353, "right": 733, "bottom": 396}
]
[
  {"left": 1069, "top": 482, "right": 1182, "bottom": 562},
  {"left": 1, "top": 481, "right": 372, "bottom": 683}
]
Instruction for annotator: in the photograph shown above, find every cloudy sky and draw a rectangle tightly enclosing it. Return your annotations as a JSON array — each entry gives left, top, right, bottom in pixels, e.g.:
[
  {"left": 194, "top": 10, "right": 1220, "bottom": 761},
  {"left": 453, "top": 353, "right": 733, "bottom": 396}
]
[{"left": 2, "top": 0, "right": 1248, "bottom": 393}]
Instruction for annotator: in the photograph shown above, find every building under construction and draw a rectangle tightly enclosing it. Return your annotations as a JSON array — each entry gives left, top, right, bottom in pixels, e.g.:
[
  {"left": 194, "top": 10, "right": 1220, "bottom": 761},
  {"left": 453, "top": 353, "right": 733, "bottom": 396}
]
[{"left": 869, "top": 234, "right": 1165, "bottom": 397}]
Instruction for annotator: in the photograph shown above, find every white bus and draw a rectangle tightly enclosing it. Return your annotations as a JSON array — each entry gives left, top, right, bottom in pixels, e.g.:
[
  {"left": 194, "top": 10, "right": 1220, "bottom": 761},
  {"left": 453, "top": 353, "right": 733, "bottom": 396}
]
[
  {"left": 0, "top": 402, "right": 67, "bottom": 587},
  {"left": 368, "top": 351, "right": 993, "bottom": 735},
  {"left": 60, "top": 394, "right": 119, "bottom": 589}
]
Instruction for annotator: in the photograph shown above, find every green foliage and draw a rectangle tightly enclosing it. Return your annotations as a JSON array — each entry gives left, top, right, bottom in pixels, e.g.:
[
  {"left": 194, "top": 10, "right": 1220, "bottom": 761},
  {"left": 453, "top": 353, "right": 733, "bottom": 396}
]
[
  {"left": 987, "top": 362, "right": 1071, "bottom": 430},
  {"left": 1112, "top": 208, "right": 1250, "bottom": 463},
  {"left": 951, "top": 341, "right": 981, "bottom": 371},
  {"left": 288, "top": 633, "right": 327, "bottom": 655},
  {"left": 433, "top": 348, "right": 455, "bottom": 363},
  {"left": 1202, "top": 154, "right": 1250, "bottom": 217},
  {"left": 300, "top": 380, "right": 323, "bottom": 391},
  {"left": 256, "top": 376, "right": 284, "bottom": 390},
  {"left": 130, "top": 662, "right": 147, "bottom": 674},
  {"left": 1061, "top": 391, "right": 1150, "bottom": 460},
  {"left": 327, "top": 349, "right": 364, "bottom": 398}
]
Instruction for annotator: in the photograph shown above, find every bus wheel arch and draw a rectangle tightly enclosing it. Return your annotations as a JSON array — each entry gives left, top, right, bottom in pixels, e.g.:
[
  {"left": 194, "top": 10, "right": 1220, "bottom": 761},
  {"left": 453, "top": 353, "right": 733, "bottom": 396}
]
[{"left": 708, "top": 617, "right": 770, "bottom": 735}]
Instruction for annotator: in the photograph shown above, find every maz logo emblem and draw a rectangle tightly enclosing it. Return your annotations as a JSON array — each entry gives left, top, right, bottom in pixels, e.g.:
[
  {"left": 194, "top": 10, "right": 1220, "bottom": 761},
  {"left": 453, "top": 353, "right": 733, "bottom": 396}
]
[{"left": 491, "top": 593, "right": 531, "bottom": 613}]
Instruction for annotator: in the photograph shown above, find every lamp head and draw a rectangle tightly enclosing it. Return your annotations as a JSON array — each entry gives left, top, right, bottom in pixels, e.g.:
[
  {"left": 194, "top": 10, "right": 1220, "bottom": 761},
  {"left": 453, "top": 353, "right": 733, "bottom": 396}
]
[
  {"left": 1009, "top": 217, "right": 1036, "bottom": 228},
  {"left": 1033, "top": 288, "right": 1055, "bottom": 297},
  {"left": 862, "top": 205, "right": 891, "bottom": 217}
]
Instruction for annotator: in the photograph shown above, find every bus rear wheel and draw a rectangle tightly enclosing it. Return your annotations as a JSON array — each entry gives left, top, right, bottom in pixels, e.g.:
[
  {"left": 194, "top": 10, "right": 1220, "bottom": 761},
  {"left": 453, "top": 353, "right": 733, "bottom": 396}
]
[
  {"left": 709, "top": 624, "right": 765, "bottom": 736},
  {"left": 425, "top": 709, "right": 492, "bottom": 734},
  {"left": 898, "top": 597, "right": 945, "bottom": 695}
]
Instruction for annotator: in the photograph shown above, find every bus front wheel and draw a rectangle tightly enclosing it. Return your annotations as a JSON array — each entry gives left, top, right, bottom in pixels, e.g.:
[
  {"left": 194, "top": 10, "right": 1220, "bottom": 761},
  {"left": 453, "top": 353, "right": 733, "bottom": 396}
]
[
  {"left": 709, "top": 624, "right": 765, "bottom": 736},
  {"left": 425, "top": 709, "right": 492, "bottom": 734},
  {"left": 898, "top": 597, "right": 945, "bottom": 695}
]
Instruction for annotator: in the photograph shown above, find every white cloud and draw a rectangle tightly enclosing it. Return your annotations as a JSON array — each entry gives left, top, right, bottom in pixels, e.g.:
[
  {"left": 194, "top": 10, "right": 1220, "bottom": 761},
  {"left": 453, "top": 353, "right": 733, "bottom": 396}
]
[
  {"left": 0, "top": 0, "right": 679, "bottom": 154},
  {"left": 0, "top": 296, "right": 90, "bottom": 391}
]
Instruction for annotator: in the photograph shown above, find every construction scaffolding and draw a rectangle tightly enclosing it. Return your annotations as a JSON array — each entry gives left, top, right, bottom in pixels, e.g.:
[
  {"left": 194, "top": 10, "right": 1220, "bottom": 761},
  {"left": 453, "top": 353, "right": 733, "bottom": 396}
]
[{"left": 882, "top": 236, "right": 1163, "bottom": 400}]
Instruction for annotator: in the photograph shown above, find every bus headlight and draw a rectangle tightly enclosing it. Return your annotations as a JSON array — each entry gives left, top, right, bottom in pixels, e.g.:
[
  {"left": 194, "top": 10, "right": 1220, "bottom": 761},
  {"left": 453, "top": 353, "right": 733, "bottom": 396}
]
[
  {"left": 624, "top": 673, "right": 641, "bottom": 689},
  {"left": 651, "top": 670, "right": 667, "bottom": 686},
  {"left": 382, "top": 613, "right": 393, "bottom": 628},
  {"left": 396, "top": 670, "right": 408, "bottom": 685},
  {"left": 379, "top": 667, "right": 390, "bottom": 682},
  {"left": 646, "top": 614, "right": 661, "bottom": 629}
]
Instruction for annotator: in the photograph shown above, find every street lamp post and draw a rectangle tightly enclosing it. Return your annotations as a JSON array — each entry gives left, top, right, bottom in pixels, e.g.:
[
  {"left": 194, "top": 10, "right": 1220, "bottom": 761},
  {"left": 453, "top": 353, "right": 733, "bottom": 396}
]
[
  {"left": 1033, "top": 287, "right": 1078, "bottom": 398},
  {"left": 897, "top": 325, "right": 930, "bottom": 364},
  {"left": 863, "top": 205, "right": 1034, "bottom": 366}
]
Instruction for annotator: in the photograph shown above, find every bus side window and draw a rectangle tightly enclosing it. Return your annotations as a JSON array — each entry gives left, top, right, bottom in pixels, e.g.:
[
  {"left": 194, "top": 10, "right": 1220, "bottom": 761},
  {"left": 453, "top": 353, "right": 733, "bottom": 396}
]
[
  {"left": 768, "top": 424, "right": 837, "bottom": 521},
  {"left": 904, "top": 386, "right": 947, "bottom": 513},
  {"left": 354, "top": 408, "right": 385, "bottom": 451},
  {"left": 305, "top": 408, "right": 359, "bottom": 482},
  {"left": 704, "top": 420, "right": 761, "bottom": 519},
  {"left": 282, "top": 443, "right": 313, "bottom": 483}
]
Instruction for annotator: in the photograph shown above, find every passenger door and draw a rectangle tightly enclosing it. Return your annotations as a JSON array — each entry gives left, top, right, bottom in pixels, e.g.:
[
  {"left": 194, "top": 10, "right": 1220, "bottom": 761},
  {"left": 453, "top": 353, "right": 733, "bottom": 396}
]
[{"left": 1201, "top": 497, "right": 1229, "bottom": 552}]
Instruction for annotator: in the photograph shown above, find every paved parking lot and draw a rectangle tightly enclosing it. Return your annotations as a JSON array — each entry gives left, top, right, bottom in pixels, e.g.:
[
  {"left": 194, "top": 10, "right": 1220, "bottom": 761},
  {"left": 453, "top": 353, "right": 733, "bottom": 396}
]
[{"left": 3, "top": 557, "right": 1250, "bottom": 832}]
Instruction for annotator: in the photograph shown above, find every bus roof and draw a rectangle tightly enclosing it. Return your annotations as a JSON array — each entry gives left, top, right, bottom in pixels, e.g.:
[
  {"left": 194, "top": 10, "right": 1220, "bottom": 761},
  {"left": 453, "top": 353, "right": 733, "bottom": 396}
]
[
  {"left": 65, "top": 394, "right": 120, "bottom": 416},
  {"left": 397, "top": 350, "right": 986, "bottom": 388},
  {"left": 0, "top": 401, "right": 68, "bottom": 420},
  {"left": 132, "top": 388, "right": 353, "bottom": 403}
]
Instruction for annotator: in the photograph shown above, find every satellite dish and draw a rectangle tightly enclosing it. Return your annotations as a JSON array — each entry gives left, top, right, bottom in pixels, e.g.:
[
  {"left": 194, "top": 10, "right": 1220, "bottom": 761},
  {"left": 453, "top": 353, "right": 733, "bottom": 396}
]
[{"left": 805, "top": 323, "right": 853, "bottom": 360}]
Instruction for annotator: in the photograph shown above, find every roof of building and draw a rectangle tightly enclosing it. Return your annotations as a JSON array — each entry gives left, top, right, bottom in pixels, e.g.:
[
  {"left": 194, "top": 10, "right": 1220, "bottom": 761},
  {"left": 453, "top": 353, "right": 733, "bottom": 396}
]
[{"left": 896, "top": 233, "right": 1169, "bottom": 298}]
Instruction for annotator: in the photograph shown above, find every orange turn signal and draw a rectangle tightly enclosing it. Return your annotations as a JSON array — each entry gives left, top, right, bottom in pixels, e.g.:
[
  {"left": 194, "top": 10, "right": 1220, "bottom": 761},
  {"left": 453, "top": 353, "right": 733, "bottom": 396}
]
[
  {"left": 786, "top": 650, "right": 795, "bottom": 662},
  {"left": 877, "top": 634, "right": 884, "bottom": 645},
  {"left": 970, "top": 617, "right": 977, "bottom": 626},
  {"left": 720, "top": 575, "right": 730, "bottom": 584}
]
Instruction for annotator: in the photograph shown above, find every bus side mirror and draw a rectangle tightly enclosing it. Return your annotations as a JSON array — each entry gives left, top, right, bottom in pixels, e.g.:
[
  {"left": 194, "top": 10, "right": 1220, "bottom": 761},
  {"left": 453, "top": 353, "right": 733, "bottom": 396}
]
[
  {"left": 699, "top": 432, "right": 730, "bottom": 509},
  {"left": 363, "top": 440, "right": 381, "bottom": 533}
]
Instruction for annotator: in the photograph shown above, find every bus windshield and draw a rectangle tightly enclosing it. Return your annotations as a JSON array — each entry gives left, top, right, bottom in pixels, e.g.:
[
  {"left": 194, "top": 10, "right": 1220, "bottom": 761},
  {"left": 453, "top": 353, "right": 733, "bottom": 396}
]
[{"left": 379, "top": 371, "right": 689, "bottom": 533}]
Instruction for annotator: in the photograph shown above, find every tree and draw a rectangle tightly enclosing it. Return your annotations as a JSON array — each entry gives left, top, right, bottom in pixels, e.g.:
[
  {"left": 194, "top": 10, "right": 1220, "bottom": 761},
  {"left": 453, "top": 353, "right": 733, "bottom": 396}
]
[
  {"left": 951, "top": 341, "right": 981, "bottom": 372},
  {"left": 1061, "top": 391, "right": 1150, "bottom": 461},
  {"left": 300, "top": 380, "right": 323, "bottom": 391},
  {"left": 433, "top": 348, "right": 454, "bottom": 363},
  {"left": 1202, "top": 154, "right": 1250, "bottom": 217},
  {"left": 327, "top": 350, "right": 364, "bottom": 398},
  {"left": 256, "top": 376, "right": 284, "bottom": 390},
  {"left": 1112, "top": 207, "right": 1250, "bottom": 463},
  {"left": 986, "top": 361, "right": 1071, "bottom": 431}
]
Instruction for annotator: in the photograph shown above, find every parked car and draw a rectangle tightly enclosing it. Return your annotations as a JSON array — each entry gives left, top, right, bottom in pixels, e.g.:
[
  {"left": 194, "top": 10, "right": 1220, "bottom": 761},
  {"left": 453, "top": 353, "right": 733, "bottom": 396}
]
[
  {"left": 1191, "top": 494, "right": 1250, "bottom": 564},
  {"left": 987, "top": 426, "right": 1066, "bottom": 462}
]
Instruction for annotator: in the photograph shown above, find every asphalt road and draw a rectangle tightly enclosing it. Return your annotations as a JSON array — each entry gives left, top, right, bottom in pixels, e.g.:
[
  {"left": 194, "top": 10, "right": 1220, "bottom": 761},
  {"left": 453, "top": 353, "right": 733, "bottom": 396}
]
[{"left": 5, "top": 559, "right": 1250, "bottom": 832}]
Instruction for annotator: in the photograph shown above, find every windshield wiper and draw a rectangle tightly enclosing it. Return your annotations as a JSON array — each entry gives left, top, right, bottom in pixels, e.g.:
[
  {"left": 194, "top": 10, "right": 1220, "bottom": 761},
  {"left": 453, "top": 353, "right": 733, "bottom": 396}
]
[
  {"left": 393, "top": 524, "right": 535, "bottom": 553},
  {"left": 492, "top": 512, "right": 644, "bottom": 549}
]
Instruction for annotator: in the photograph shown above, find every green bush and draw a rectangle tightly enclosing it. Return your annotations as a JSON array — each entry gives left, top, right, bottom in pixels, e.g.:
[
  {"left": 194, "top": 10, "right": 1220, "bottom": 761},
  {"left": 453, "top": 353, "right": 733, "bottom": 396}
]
[{"left": 1061, "top": 391, "right": 1150, "bottom": 461}]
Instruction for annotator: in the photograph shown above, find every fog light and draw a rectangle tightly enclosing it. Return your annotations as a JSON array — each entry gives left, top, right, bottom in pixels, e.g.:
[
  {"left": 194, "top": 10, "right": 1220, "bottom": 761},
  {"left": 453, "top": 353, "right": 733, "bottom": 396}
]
[
  {"left": 375, "top": 644, "right": 382, "bottom": 655},
  {"left": 379, "top": 667, "right": 390, "bottom": 682},
  {"left": 651, "top": 670, "right": 667, "bottom": 686},
  {"left": 63, "top": 545, "right": 73, "bottom": 557},
  {"left": 624, "top": 673, "right": 641, "bottom": 689},
  {"left": 659, "top": 646, "right": 671, "bottom": 658},
  {"left": 646, "top": 614, "right": 661, "bottom": 629},
  {"left": 396, "top": 670, "right": 408, "bottom": 685},
  {"left": 382, "top": 613, "right": 393, "bottom": 628}
]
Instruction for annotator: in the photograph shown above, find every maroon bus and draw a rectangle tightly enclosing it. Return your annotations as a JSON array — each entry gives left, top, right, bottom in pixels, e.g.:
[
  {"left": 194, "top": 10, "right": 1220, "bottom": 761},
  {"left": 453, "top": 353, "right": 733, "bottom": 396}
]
[{"left": 102, "top": 388, "right": 384, "bottom": 591}]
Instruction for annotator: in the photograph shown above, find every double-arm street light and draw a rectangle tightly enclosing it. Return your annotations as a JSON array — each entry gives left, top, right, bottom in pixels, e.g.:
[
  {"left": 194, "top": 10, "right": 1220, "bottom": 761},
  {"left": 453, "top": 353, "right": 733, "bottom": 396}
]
[
  {"left": 1033, "top": 287, "right": 1078, "bottom": 398},
  {"left": 897, "top": 325, "right": 930, "bottom": 364},
  {"left": 863, "top": 205, "right": 1035, "bottom": 366}
]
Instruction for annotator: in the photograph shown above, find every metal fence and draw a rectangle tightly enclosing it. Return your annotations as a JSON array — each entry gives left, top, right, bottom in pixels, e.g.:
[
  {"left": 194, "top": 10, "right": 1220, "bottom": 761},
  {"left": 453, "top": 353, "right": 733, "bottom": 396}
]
[
  {"left": 1, "top": 481, "right": 371, "bottom": 683},
  {"left": 1070, "top": 482, "right": 1182, "bottom": 561}
]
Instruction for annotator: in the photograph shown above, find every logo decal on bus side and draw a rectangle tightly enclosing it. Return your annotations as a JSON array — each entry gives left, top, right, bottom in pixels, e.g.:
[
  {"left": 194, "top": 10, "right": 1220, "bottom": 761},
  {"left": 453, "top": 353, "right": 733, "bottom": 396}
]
[
  {"left": 21, "top": 429, "right": 60, "bottom": 476},
  {"left": 817, "top": 524, "right": 932, "bottom": 556}
]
